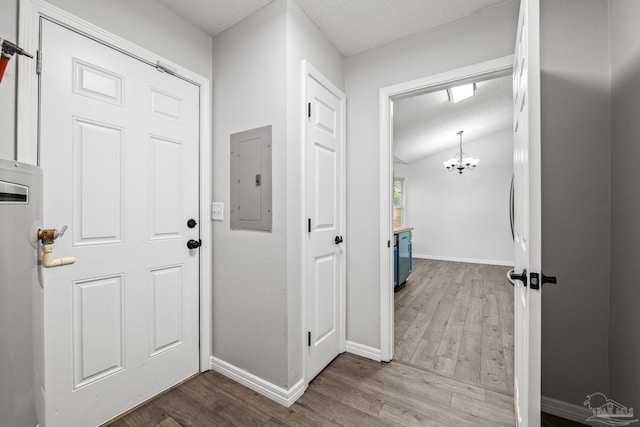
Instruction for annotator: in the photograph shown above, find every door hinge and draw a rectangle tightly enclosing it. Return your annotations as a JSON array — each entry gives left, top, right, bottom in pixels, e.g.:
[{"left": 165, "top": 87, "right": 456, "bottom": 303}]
[
  {"left": 36, "top": 50, "right": 42, "bottom": 75},
  {"left": 307, "top": 331, "right": 311, "bottom": 347},
  {"left": 307, "top": 102, "right": 311, "bottom": 118},
  {"left": 529, "top": 272, "right": 557, "bottom": 290},
  {"left": 155, "top": 60, "right": 177, "bottom": 76},
  {"left": 387, "top": 240, "right": 391, "bottom": 248},
  {"left": 308, "top": 218, "right": 311, "bottom": 233}
]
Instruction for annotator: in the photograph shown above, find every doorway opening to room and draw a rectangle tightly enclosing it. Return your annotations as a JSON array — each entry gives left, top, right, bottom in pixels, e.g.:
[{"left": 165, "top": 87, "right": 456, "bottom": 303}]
[{"left": 384, "top": 60, "right": 516, "bottom": 398}]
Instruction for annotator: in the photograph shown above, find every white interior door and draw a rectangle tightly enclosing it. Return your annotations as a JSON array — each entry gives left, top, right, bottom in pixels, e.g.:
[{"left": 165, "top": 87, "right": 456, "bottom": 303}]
[
  {"left": 39, "top": 19, "right": 200, "bottom": 426},
  {"left": 512, "top": 0, "right": 542, "bottom": 425},
  {"left": 305, "top": 64, "right": 346, "bottom": 382}
]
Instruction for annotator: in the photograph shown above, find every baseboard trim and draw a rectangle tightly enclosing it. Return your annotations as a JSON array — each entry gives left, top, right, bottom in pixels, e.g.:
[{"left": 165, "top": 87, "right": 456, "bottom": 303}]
[
  {"left": 541, "top": 396, "right": 598, "bottom": 426},
  {"left": 209, "top": 357, "right": 306, "bottom": 407},
  {"left": 413, "top": 253, "right": 514, "bottom": 267},
  {"left": 345, "top": 341, "right": 382, "bottom": 362}
]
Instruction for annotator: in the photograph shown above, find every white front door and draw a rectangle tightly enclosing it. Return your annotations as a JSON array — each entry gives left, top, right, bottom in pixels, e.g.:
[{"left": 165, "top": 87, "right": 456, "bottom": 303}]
[
  {"left": 39, "top": 20, "right": 200, "bottom": 426},
  {"left": 512, "top": 0, "right": 542, "bottom": 425},
  {"left": 305, "top": 63, "right": 346, "bottom": 382}
]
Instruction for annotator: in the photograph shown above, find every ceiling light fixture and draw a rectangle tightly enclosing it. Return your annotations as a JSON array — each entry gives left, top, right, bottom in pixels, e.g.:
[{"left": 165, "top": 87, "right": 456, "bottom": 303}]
[
  {"left": 443, "top": 130, "right": 479, "bottom": 174},
  {"left": 447, "top": 83, "right": 475, "bottom": 103}
]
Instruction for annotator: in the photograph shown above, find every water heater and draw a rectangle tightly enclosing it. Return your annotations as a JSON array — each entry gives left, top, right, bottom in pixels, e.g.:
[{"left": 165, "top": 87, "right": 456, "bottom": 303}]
[{"left": 0, "top": 159, "right": 41, "bottom": 427}]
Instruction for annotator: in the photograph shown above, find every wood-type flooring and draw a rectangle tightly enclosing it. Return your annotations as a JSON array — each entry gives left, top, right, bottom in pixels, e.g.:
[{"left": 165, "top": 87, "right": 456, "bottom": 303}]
[{"left": 107, "top": 259, "right": 580, "bottom": 426}]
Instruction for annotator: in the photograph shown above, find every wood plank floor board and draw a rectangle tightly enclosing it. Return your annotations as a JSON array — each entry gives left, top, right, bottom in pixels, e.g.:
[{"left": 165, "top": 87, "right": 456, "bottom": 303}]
[
  {"left": 308, "top": 374, "right": 385, "bottom": 416},
  {"left": 454, "top": 330, "right": 482, "bottom": 384},
  {"left": 450, "top": 392, "right": 516, "bottom": 427},
  {"left": 377, "top": 403, "right": 446, "bottom": 427}
]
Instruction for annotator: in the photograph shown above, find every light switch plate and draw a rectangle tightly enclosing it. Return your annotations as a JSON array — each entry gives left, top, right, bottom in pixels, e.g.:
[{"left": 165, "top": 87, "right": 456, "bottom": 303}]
[{"left": 211, "top": 202, "right": 224, "bottom": 221}]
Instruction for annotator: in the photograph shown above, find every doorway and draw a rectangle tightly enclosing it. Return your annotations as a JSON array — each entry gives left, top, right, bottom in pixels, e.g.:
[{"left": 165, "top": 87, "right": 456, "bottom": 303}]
[
  {"left": 378, "top": 56, "right": 514, "bottom": 361},
  {"left": 303, "top": 61, "right": 347, "bottom": 385},
  {"left": 389, "top": 70, "right": 515, "bottom": 395}
]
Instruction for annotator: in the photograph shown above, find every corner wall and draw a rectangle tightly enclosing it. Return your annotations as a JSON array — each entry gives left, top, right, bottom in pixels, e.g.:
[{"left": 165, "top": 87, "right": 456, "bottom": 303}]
[
  {"left": 211, "top": 0, "right": 344, "bottom": 389},
  {"left": 400, "top": 130, "right": 514, "bottom": 265},
  {"left": 540, "top": 0, "right": 611, "bottom": 406},
  {"left": 211, "top": 0, "right": 289, "bottom": 388},
  {"left": 344, "top": 0, "right": 518, "bottom": 349},
  {"left": 609, "top": 0, "right": 640, "bottom": 412}
]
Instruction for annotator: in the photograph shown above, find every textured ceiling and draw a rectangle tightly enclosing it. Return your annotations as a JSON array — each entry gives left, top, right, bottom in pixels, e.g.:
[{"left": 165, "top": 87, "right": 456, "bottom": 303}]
[
  {"left": 295, "top": 0, "right": 510, "bottom": 56},
  {"left": 155, "top": 0, "right": 274, "bottom": 37},
  {"left": 393, "top": 74, "right": 513, "bottom": 164},
  {"left": 155, "top": 0, "right": 510, "bottom": 56}
]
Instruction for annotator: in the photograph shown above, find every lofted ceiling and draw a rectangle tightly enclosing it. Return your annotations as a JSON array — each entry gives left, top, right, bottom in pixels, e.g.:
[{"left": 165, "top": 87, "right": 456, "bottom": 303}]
[
  {"left": 155, "top": 0, "right": 511, "bottom": 56},
  {"left": 393, "top": 74, "right": 513, "bottom": 164}
]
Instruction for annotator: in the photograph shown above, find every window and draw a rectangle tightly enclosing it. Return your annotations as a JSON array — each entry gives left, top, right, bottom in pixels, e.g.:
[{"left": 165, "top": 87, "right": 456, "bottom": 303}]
[{"left": 393, "top": 177, "right": 405, "bottom": 228}]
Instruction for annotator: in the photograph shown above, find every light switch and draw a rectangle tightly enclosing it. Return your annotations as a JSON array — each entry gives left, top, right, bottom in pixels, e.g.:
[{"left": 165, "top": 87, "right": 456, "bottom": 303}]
[{"left": 211, "top": 202, "right": 224, "bottom": 221}]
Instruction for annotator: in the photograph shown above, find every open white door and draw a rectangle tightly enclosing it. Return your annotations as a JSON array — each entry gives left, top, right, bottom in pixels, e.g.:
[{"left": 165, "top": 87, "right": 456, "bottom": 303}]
[
  {"left": 304, "top": 62, "right": 346, "bottom": 383},
  {"left": 38, "top": 19, "right": 200, "bottom": 426},
  {"left": 512, "top": 0, "right": 542, "bottom": 425}
]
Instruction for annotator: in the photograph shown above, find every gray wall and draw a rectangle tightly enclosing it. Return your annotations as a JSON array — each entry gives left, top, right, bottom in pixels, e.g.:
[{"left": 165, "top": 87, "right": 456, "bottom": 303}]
[
  {"left": 344, "top": 0, "right": 518, "bottom": 349},
  {"left": 398, "top": 130, "right": 514, "bottom": 265},
  {"left": 540, "top": 0, "right": 611, "bottom": 405},
  {"left": 0, "top": 0, "right": 213, "bottom": 164},
  {"left": 211, "top": 0, "right": 344, "bottom": 388},
  {"left": 0, "top": 0, "right": 18, "bottom": 160},
  {"left": 610, "top": 0, "right": 640, "bottom": 412},
  {"left": 212, "top": 0, "right": 289, "bottom": 388}
]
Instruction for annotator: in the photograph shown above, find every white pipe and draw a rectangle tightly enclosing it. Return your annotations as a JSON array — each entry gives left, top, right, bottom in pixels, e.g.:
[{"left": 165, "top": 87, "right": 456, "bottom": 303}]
[{"left": 41, "top": 244, "right": 75, "bottom": 268}]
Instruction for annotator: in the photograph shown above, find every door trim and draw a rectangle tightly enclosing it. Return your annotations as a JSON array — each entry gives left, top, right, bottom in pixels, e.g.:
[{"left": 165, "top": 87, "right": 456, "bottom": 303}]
[
  {"left": 378, "top": 55, "right": 514, "bottom": 362},
  {"left": 301, "top": 60, "right": 346, "bottom": 385},
  {"left": 17, "top": 0, "right": 212, "bottom": 371}
]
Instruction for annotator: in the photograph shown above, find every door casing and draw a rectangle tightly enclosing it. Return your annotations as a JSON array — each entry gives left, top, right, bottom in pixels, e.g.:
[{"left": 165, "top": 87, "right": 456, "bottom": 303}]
[
  {"left": 301, "top": 60, "right": 346, "bottom": 385},
  {"left": 16, "top": 0, "right": 212, "bottom": 388},
  {"left": 378, "top": 56, "right": 514, "bottom": 362}
]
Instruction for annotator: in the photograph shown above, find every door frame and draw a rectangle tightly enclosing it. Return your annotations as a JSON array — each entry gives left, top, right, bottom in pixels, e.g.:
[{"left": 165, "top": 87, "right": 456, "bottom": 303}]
[
  {"left": 16, "top": 0, "right": 212, "bottom": 370},
  {"left": 301, "top": 60, "right": 346, "bottom": 384},
  {"left": 378, "top": 55, "right": 514, "bottom": 362}
]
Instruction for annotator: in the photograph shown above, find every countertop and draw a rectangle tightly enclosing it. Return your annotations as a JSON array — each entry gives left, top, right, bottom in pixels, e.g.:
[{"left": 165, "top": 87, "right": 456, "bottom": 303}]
[{"left": 393, "top": 227, "right": 413, "bottom": 234}]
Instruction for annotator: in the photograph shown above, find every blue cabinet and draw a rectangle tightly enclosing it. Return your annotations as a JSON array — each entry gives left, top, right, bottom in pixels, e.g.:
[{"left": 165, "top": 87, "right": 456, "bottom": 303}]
[{"left": 394, "top": 229, "right": 412, "bottom": 291}]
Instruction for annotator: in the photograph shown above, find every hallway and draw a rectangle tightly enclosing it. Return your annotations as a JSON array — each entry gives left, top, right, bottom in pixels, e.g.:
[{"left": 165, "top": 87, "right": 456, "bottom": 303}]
[{"left": 108, "top": 352, "right": 515, "bottom": 426}]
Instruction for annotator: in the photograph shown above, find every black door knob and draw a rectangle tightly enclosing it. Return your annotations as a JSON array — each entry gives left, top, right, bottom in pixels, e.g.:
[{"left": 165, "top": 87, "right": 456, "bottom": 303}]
[
  {"left": 187, "top": 239, "right": 201, "bottom": 249},
  {"left": 509, "top": 269, "right": 528, "bottom": 287},
  {"left": 334, "top": 235, "right": 343, "bottom": 244},
  {"left": 187, "top": 219, "right": 197, "bottom": 228}
]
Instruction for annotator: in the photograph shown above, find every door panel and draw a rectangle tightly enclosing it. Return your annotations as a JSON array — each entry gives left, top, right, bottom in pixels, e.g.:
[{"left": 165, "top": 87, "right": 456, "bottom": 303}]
[
  {"left": 72, "top": 275, "right": 124, "bottom": 389},
  {"left": 72, "top": 118, "right": 124, "bottom": 245},
  {"left": 305, "top": 67, "right": 345, "bottom": 382},
  {"left": 39, "top": 19, "right": 200, "bottom": 426},
  {"left": 512, "top": 0, "right": 542, "bottom": 425}
]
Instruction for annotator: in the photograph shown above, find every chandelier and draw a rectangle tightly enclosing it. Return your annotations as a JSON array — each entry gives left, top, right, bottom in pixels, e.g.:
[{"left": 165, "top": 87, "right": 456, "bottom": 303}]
[{"left": 443, "top": 130, "right": 479, "bottom": 174}]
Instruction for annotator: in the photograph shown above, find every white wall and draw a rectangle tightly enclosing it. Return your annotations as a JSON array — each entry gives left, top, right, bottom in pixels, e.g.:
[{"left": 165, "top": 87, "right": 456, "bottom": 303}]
[
  {"left": 212, "top": 0, "right": 343, "bottom": 389},
  {"left": 398, "top": 130, "right": 514, "bottom": 265},
  {"left": 610, "top": 0, "right": 640, "bottom": 412},
  {"left": 540, "top": 0, "right": 611, "bottom": 407},
  {"left": 344, "top": 0, "right": 518, "bottom": 349}
]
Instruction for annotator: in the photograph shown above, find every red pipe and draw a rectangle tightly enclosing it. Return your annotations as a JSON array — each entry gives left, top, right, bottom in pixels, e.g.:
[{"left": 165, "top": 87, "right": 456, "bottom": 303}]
[{"left": 0, "top": 54, "right": 10, "bottom": 84}]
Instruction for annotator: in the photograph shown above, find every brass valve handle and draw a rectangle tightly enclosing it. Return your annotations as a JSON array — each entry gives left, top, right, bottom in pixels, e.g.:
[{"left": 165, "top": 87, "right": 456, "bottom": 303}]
[{"left": 37, "top": 225, "right": 68, "bottom": 244}]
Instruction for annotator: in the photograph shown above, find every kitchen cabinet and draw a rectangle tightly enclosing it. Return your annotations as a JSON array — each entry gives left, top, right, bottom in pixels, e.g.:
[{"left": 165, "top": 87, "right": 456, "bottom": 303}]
[{"left": 394, "top": 228, "right": 412, "bottom": 291}]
